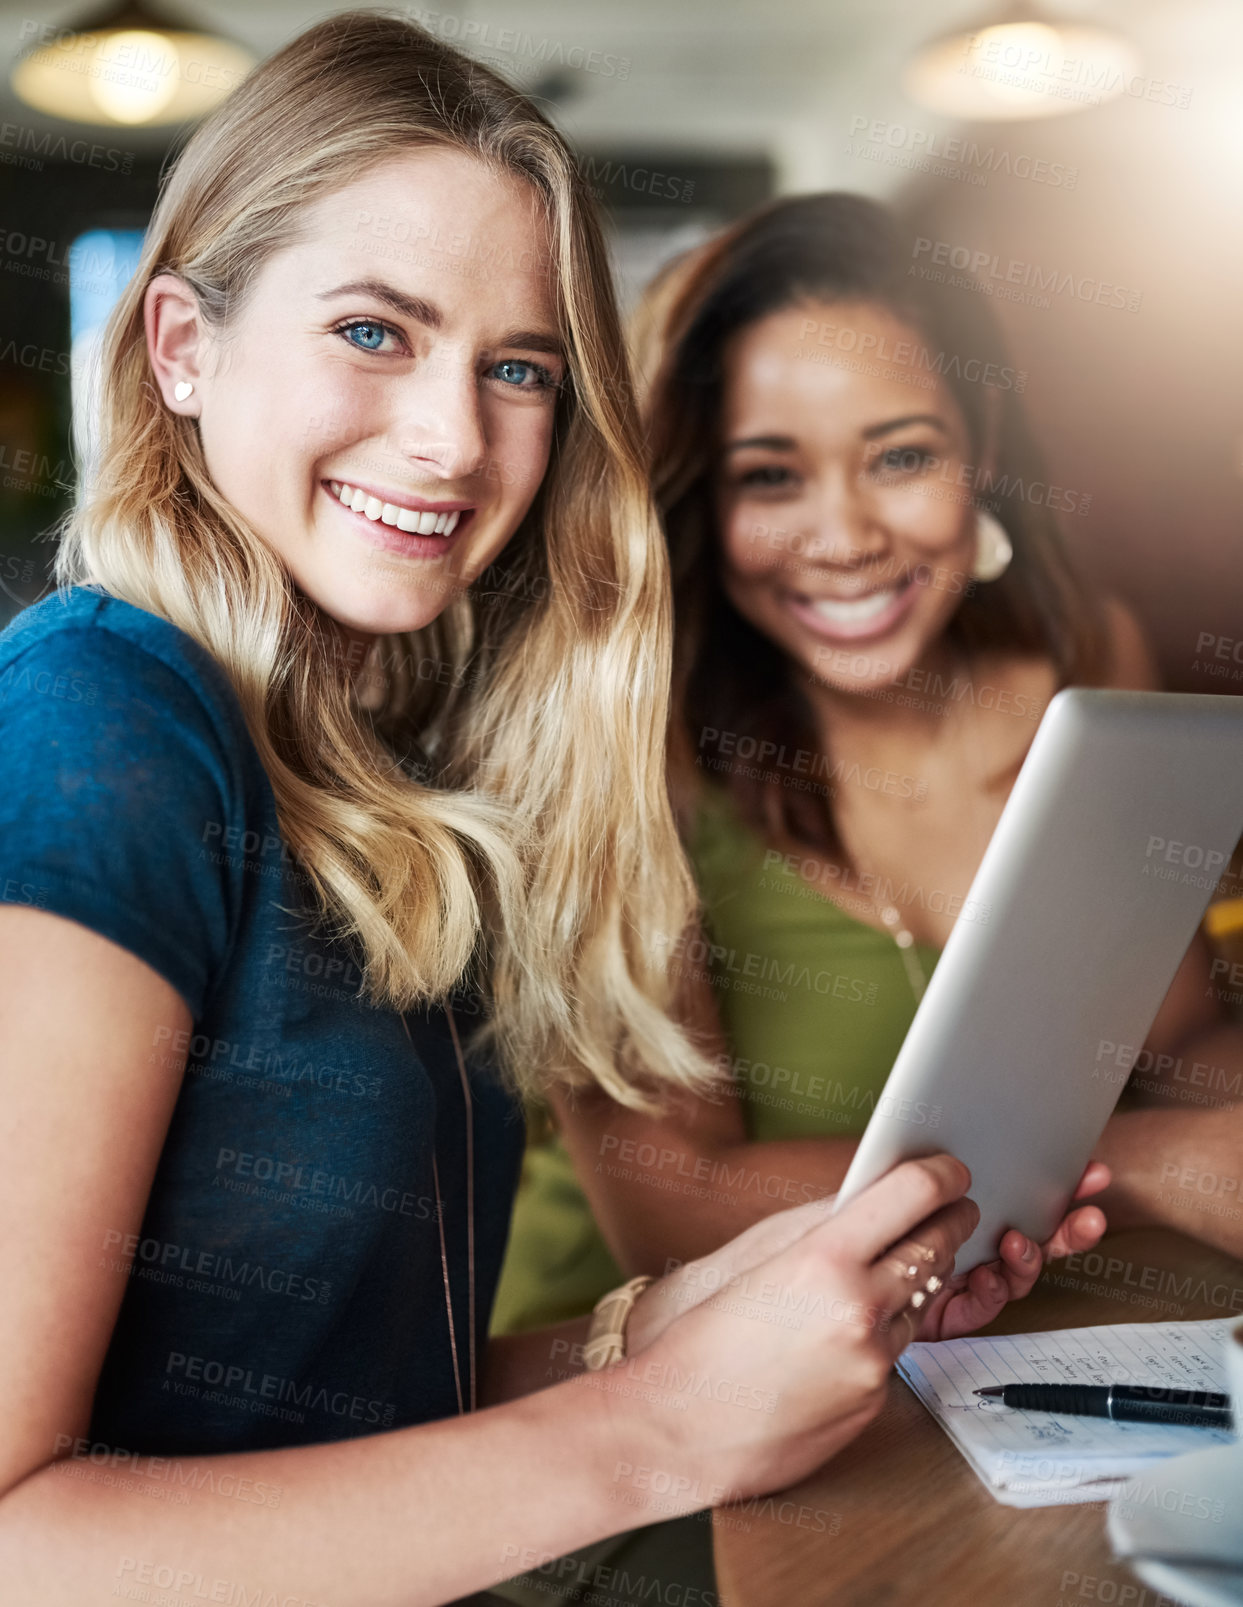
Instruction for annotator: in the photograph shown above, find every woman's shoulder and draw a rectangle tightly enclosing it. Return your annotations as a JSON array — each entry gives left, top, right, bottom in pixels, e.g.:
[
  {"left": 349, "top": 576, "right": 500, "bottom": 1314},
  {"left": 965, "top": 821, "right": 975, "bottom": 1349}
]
[
  {"left": 2, "top": 583, "right": 237, "bottom": 708},
  {"left": 0, "top": 584, "right": 260, "bottom": 779},
  {"left": 0, "top": 585, "right": 274, "bottom": 1019},
  {"left": 684, "top": 774, "right": 769, "bottom": 872},
  {"left": 967, "top": 595, "right": 1158, "bottom": 710},
  {"left": 685, "top": 771, "right": 733, "bottom": 835}
]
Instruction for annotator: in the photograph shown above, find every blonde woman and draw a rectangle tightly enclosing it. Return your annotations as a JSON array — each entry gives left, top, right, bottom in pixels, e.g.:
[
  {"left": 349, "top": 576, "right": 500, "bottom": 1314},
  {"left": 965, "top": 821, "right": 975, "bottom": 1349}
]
[{"left": 0, "top": 18, "right": 1107, "bottom": 1606}]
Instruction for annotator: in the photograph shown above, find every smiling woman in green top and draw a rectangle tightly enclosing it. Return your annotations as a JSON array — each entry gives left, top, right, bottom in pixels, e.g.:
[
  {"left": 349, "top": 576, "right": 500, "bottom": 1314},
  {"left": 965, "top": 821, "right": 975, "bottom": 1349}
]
[{"left": 490, "top": 193, "right": 1241, "bottom": 1337}]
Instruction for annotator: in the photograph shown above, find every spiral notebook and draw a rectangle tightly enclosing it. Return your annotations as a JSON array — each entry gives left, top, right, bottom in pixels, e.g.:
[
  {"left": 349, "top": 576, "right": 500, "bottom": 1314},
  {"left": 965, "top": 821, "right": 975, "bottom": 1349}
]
[{"left": 897, "top": 1317, "right": 1237, "bottom": 1508}]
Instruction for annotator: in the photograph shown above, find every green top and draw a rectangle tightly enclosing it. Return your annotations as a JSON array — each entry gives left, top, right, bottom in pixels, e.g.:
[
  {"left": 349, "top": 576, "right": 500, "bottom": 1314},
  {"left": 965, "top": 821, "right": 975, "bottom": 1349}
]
[{"left": 488, "top": 780, "right": 942, "bottom": 1334}]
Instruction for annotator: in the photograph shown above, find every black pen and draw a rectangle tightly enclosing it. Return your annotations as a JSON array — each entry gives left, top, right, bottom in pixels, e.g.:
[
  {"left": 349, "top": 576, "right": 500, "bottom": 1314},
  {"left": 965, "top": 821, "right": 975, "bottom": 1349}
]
[{"left": 974, "top": 1383, "right": 1233, "bottom": 1429}]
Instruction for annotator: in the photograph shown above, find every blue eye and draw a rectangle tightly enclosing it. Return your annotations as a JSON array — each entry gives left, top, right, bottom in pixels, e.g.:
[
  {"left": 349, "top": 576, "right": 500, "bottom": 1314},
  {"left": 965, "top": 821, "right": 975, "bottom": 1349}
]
[
  {"left": 330, "top": 320, "right": 560, "bottom": 389},
  {"left": 490, "top": 358, "right": 559, "bottom": 391},
  {"left": 335, "top": 319, "right": 401, "bottom": 354}
]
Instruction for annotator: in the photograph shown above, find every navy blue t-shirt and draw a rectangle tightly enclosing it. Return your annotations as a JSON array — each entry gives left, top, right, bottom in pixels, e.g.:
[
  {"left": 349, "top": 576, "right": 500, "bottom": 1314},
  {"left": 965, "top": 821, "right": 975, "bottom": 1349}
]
[{"left": 0, "top": 583, "right": 525, "bottom": 1455}]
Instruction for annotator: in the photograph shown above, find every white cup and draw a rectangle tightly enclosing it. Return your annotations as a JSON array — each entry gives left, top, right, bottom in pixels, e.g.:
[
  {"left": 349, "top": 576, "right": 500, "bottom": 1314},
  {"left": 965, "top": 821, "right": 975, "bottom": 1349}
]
[
  {"left": 1229, "top": 1312, "right": 1243, "bottom": 1441},
  {"left": 1106, "top": 1312, "right": 1243, "bottom": 1602}
]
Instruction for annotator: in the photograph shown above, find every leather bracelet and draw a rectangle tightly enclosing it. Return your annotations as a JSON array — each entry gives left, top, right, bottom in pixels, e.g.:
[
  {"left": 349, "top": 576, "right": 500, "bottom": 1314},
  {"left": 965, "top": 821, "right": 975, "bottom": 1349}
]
[{"left": 582, "top": 1274, "right": 655, "bottom": 1371}]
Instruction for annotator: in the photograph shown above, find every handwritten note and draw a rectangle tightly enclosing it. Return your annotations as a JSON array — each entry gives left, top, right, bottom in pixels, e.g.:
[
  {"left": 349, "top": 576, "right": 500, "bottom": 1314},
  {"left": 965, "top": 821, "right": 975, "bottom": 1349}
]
[{"left": 896, "top": 1318, "right": 1236, "bottom": 1508}]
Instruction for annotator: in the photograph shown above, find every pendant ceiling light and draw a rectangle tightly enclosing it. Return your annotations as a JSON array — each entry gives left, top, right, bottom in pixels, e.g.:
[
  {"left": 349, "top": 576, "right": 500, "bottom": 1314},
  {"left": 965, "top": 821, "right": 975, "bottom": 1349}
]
[
  {"left": 904, "top": 3, "right": 1141, "bottom": 122},
  {"left": 12, "top": 0, "right": 254, "bottom": 127}
]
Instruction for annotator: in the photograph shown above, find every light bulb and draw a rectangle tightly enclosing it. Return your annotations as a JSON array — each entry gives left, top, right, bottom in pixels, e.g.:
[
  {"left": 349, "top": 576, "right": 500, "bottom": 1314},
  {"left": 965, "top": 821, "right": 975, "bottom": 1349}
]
[
  {"left": 88, "top": 30, "right": 179, "bottom": 125},
  {"left": 905, "top": 19, "right": 1142, "bottom": 122}
]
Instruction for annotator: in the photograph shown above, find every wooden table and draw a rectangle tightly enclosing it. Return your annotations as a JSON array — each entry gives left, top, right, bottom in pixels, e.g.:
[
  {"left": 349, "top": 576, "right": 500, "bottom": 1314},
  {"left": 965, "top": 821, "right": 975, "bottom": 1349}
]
[{"left": 712, "top": 1230, "right": 1243, "bottom": 1607}]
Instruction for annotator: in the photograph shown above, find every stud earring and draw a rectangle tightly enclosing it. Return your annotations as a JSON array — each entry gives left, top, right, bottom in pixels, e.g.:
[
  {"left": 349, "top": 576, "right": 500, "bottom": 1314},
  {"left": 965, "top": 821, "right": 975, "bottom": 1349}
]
[
  {"left": 970, "top": 508, "right": 1013, "bottom": 582},
  {"left": 173, "top": 380, "right": 194, "bottom": 402}
]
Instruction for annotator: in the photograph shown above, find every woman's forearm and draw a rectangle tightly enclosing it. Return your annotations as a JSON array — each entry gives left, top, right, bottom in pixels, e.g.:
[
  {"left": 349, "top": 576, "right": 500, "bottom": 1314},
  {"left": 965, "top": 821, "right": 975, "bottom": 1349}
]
[
  {"left": 583, "top": 1129, "right": 860, "bottom": 1272},
  {"left": 1094, "top": 1104, "right": 1243, "bottom": 1257},
  {"left": 0, "top": 1370, "right": 665, "bottom": 1607}
]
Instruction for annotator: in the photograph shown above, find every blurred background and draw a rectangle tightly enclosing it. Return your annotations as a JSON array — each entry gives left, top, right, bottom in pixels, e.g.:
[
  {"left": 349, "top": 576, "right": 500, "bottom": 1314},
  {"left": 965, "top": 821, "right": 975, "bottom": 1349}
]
[{"left": 0, "top": 0, "right": 1239, "bottom": 689}]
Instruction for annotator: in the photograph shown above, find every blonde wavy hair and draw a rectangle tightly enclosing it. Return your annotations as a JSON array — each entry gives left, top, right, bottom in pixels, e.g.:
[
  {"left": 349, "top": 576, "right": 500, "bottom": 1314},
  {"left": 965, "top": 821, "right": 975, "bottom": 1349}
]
[{"left": 52, "top": 8, "right": 719, "bottom": 1111}]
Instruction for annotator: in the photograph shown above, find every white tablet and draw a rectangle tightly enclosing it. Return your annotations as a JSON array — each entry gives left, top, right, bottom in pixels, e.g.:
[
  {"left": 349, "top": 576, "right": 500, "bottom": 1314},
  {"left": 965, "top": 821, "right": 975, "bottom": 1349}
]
[{"left": 832, "top": 688, "right": 1243, "bottom": 1271}]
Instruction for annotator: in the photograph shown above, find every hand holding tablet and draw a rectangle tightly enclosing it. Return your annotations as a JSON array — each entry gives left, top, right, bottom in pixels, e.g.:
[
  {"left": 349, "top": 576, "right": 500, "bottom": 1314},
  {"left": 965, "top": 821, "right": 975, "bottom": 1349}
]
[{"left": 833, "top": 689, "right": 1243, "bottom": 1274}]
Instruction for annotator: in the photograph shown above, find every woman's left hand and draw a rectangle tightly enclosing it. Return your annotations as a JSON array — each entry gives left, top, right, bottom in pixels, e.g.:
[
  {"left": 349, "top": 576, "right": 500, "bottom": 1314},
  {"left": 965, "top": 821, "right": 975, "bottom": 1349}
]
[{"left": 913, "top": 1160, "right": 1111, "bottom": 1341}]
